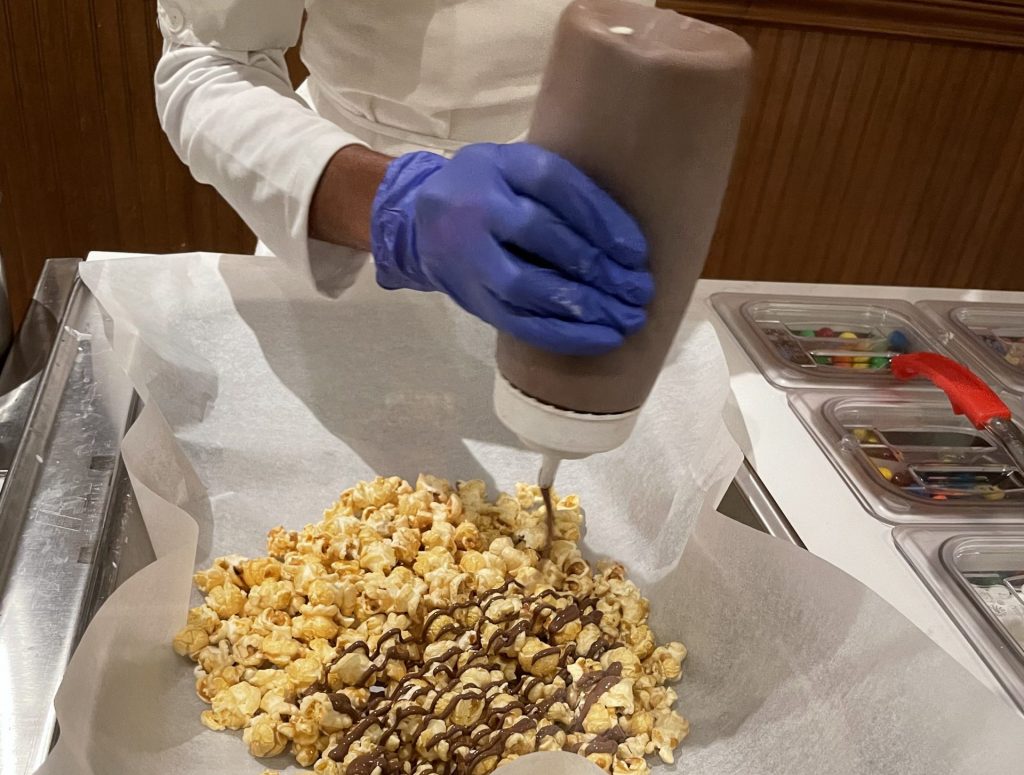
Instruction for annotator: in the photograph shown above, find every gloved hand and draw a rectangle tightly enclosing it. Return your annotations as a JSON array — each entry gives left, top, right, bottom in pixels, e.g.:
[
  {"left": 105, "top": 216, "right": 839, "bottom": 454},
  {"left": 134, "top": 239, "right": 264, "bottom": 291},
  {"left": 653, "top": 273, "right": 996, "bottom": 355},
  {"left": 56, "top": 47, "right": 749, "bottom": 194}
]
[{"left": 370, "top": 142, "right": 652, "bottom": 356}]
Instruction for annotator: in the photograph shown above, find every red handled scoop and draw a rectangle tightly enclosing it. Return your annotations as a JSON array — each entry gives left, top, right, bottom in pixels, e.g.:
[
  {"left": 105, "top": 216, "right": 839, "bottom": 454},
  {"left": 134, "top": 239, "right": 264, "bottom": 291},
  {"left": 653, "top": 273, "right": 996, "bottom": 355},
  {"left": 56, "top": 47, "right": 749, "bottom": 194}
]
[{"left": 891, "top": 352, "right": 1024, "bottom": 470}]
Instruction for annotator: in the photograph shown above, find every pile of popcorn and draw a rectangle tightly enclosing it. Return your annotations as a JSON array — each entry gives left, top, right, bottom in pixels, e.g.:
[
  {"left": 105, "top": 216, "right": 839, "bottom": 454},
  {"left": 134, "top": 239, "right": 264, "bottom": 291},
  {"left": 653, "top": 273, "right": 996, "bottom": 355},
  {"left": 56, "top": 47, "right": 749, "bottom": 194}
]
[{"left": 173, "top": 475, "right": 688, "bottom": 775}]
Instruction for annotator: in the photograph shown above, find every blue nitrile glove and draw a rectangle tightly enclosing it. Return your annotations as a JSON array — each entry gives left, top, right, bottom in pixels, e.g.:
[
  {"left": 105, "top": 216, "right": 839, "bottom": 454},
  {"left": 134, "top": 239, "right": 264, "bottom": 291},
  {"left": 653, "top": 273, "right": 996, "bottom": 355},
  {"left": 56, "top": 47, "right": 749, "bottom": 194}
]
[{"left": 370, "top": 142, "right": 652, "bottom": 356}]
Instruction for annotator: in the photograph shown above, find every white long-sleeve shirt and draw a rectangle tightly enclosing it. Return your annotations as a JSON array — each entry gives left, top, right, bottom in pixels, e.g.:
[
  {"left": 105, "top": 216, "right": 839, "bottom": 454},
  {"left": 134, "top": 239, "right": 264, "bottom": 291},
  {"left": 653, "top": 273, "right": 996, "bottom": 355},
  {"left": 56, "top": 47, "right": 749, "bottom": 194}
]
[{"left": 154, "top": 0, "right": 652, "bottom": 293}]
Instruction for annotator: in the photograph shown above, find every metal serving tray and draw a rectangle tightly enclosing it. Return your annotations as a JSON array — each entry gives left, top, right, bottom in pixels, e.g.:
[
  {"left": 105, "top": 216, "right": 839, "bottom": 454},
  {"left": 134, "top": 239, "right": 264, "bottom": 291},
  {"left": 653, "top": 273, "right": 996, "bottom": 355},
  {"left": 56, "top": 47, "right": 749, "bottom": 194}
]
[
  {"left": 0, "top": 266, "right": 802, "bottom": 774},
  {"left": 919, "top": 300, "right": 1024, "bottom": 396},
  {"left": 712, "top": 292, "right": 949, "bottom": 390},
  {"left": 790, "top": 390, "right": 1024, "bottom": 524},
  {"left": 895, "top": 526, "right": 1024, "bottom": 712}
]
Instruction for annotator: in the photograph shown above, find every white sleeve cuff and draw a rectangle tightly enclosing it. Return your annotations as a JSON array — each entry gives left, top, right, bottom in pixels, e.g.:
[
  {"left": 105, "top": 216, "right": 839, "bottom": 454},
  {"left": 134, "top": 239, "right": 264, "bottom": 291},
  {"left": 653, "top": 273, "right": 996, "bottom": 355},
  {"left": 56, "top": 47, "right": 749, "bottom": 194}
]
[
  {"left": 258, "top": 239, "right": 370, "bottom": 299},
  {"left": 253, "top": 126, "right": 371, "bottom": 299}
]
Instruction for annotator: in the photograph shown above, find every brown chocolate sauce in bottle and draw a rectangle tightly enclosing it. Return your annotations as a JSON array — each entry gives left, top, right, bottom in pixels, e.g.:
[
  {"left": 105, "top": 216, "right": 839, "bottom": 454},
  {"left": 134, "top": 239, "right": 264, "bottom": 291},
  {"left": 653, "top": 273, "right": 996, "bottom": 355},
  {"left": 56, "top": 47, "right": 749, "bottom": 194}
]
[{"left": 494, "top": 0, "right": 751, "bottom": 462}]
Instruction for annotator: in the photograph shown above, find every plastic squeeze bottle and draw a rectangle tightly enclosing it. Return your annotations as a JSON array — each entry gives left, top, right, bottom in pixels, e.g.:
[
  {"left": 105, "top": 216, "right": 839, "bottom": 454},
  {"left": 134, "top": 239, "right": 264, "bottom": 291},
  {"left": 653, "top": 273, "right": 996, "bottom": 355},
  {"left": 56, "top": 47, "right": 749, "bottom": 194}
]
[{"left": 492, "top": 0, "right": 752, "bottom": 509}]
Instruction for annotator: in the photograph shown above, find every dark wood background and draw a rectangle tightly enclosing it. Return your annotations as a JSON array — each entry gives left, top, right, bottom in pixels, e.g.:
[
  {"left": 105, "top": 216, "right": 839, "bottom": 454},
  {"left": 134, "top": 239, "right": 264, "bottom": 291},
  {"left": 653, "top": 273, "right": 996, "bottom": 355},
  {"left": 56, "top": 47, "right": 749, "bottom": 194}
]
[
  {"left": 1, "top": 0, "right": 1022, "bottom": 327},
  {"left": 666, "top": 0, "right": 1024, "bottom": 290},
  {"left": 0, "top": 0, "right": 253, "bottom": 324}
]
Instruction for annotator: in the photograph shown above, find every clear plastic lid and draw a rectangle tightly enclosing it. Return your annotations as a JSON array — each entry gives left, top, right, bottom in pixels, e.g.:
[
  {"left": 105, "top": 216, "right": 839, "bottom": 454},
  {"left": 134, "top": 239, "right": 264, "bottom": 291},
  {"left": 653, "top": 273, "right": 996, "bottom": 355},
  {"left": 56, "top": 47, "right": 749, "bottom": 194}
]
[
  {"left": 918, "top": 300, "right": 1024, "bottom": 395},
  {"left": 712, "top": 293, "right": 947, "bottom": 389},
  {"left": 895, "top": 527, "right": 1024, "bottom": 711},
  {"left": 790, "top": 390, "right": 1024, "bottom": 524},
  {"left": 951, "top": 540, "right": 1024, "bottom": 653}
]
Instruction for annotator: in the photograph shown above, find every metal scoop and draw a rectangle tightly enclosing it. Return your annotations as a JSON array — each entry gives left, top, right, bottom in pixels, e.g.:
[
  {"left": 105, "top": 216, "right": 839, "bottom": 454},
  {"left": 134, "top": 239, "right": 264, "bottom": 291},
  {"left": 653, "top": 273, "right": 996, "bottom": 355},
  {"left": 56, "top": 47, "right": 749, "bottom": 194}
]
[{"left": 891, "top": 353, "right": 1024, "bottom": 471}]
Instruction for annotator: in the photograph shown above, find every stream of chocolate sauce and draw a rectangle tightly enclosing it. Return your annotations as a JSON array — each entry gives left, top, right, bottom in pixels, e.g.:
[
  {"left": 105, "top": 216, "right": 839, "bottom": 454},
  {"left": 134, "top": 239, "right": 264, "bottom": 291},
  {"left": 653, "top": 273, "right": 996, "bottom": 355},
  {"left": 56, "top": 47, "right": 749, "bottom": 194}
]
[{"left": 540, "top": 486, "right": 555, "bottom": 556}]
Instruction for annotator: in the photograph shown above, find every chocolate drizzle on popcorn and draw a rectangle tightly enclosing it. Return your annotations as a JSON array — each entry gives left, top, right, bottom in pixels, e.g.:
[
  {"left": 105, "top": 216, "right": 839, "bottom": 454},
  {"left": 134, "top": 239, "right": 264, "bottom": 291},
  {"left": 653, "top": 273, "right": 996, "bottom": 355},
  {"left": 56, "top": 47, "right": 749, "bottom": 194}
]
[
  {"left": 323, "top": 580, "right": 627, "bottom": 774},
  {"left": 173, "top": 475, "right": 688, "bottom": 775}
]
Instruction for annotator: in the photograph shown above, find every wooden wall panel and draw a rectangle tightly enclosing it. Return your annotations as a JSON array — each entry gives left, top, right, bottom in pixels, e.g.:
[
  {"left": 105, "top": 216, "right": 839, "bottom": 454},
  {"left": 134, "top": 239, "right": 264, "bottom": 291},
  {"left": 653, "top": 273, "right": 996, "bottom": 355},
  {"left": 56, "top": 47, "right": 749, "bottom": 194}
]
[
  {"left": 669, "top": 0, "right": 1024, "bottom": 47},
  {"left": 0, "top": 0, "right": 254, "bottom": 325},
  {"left": 666, "top": 1, "right": 1024, "bottom": 289}
]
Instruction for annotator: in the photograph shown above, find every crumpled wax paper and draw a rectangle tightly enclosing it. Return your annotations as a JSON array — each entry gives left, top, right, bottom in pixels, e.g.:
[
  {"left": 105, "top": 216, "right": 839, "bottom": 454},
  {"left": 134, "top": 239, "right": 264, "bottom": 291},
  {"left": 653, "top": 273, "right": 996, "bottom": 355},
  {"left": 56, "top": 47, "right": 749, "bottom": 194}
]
[{"left": 36, "top": 253, "right": 1024, "bottom": 775}]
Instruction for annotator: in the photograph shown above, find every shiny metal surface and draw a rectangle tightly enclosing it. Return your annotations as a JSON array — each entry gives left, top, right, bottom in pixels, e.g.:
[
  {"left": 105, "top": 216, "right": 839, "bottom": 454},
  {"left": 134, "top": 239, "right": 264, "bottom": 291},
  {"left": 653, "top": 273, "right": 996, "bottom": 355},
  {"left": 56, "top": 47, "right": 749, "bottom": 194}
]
[
  {"left": 988, "top": 415, "right": 1024, "bottom": 474},
  {"left": 0, "top": 280, "right": 138, "bottom": 775},
  {"left": 0, "top": 259, "right": 80, "bottom": 484},
  {"left": 83, "top": 395, "right": 153, "bottom": 623},
  {"left": 719, "top": 459, "right": 804, "bottom": 547}
]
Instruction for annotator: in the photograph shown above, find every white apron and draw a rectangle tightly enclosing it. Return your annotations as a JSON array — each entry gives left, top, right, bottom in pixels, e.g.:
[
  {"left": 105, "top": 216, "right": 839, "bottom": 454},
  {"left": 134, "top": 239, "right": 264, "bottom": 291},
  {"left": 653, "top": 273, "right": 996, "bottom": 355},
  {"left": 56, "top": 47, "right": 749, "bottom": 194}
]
[{"left": 302, "top": 0, "right": 583, "bottom": 157}]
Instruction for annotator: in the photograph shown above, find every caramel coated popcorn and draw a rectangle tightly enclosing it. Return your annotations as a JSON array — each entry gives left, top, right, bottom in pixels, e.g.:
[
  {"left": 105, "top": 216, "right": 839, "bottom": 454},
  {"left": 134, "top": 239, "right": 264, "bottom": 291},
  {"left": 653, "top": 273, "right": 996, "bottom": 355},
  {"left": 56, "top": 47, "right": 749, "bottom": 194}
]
[{"left": 174, "top": 475, "right": 688, "bottom": 774}]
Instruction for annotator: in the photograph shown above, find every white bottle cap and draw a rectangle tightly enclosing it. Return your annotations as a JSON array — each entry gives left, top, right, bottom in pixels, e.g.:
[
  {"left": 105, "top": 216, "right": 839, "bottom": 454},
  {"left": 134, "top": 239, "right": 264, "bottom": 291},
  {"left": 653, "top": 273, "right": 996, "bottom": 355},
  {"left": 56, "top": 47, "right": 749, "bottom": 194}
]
[{"left": 493, "top": 370, "right": 641, "bottom": 460}]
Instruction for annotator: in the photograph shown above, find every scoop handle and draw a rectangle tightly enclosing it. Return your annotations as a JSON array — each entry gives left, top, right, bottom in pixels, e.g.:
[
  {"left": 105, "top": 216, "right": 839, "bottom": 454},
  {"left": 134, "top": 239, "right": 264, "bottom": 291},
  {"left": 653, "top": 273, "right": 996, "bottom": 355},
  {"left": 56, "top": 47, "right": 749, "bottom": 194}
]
[{"left": 890, "top": 352, "right": 1011, "bottom": 429}]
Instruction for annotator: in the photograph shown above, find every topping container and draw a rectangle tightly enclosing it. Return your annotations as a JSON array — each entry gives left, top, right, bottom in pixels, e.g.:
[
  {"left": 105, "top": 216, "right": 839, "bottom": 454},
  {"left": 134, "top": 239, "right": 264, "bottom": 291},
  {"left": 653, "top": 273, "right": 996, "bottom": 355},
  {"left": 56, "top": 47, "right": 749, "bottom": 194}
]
[
  {"left": 711, "top": 293, "right": 948, "bottom": 389},
  {"left": 918, "top": 300, "right": 1024, "bottom": 395},
  {"left": 895, "top": 526, "right": 1024, "bottom": 712},
  {"left": 790, "top": 390, "right": 1024, "bottom": 524}
]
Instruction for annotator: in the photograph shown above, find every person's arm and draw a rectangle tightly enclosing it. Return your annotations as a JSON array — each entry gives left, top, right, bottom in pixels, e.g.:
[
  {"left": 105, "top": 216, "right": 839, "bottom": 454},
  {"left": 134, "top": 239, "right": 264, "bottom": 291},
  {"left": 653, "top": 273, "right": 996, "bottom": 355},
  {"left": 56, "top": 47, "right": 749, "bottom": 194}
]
[
  {"left": 309, "top": 146, "right": 391, "bottom": 252},
  {"left": 154, "top": 1, "right": 370, "bottom": 294},
  {"left": 154, "top": 2, "right": 653, "bottom": 356}
]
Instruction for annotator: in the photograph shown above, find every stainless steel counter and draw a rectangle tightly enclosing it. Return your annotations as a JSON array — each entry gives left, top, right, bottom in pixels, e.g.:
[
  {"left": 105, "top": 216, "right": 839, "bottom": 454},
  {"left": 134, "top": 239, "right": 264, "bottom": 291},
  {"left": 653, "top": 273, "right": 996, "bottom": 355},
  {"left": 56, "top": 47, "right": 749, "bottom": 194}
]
[
  {"left": 0, "top": 259, "right": 79, "bottom": 490},
  {"left": 0, "top": 265, "right": 799, "bottom": 774},
  {"left": 719, "top": 460, "right": 804, "bottom": 547},
  {"left": 0, "top": 268, "right": 150, "bottom": 775}
]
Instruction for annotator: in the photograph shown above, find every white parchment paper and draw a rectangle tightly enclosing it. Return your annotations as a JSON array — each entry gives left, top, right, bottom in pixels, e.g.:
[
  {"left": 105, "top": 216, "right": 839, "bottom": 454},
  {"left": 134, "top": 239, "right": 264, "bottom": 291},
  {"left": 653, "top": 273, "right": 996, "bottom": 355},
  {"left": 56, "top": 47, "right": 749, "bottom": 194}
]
[{"left": 37, "top": 253, "right": 1024, "bottom": 775}]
